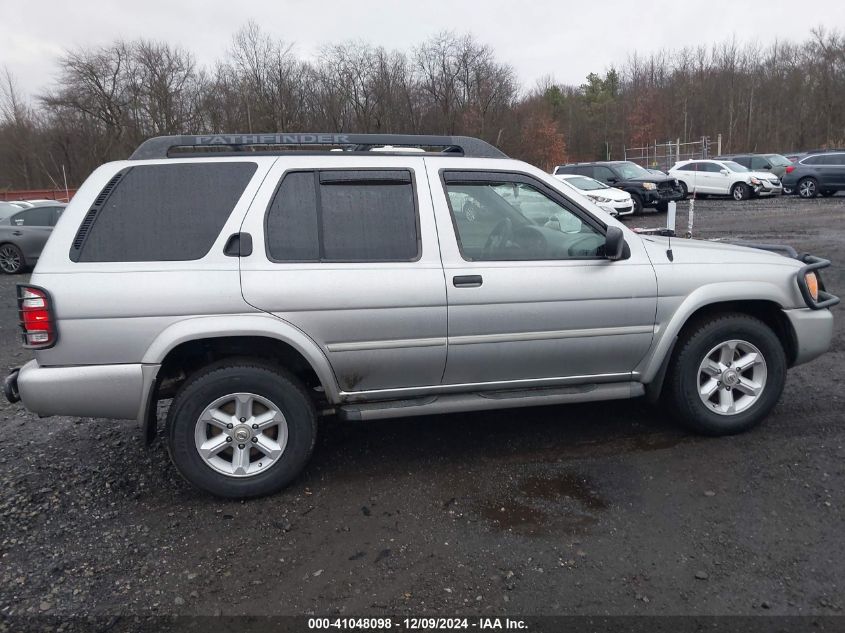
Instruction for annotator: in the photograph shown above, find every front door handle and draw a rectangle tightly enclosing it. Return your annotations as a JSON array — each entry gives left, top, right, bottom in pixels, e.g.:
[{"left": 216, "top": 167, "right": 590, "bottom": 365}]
[
  {"left": 12, "top": 231, "right": 23, "bottom": 236},
  {"left": 453, "top": 275, "right": 483, "bottom": 288}
]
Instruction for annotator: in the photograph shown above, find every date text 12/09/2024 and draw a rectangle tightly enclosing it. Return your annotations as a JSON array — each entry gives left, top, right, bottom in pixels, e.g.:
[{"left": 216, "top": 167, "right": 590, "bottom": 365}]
[{"left": 307, "top": 618, "right": 528, "bottom": 630}]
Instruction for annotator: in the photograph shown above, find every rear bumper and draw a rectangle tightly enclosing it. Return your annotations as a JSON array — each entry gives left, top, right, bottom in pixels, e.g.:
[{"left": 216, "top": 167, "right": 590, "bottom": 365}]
[
  {"left": 784, "top": 308, "right": 834, "bottom": 366},
  {"left": 7, "top": 360, "right": 158, "bottom": 421}
]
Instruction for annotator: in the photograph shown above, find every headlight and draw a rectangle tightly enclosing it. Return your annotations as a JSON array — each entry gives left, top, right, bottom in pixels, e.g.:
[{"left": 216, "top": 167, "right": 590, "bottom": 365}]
[
  {"left": 587, "top": 194, "right": 612, "bottom": 203},
  {"left": 805, "top": 272, "right": 819, "bottom": 302},
  {"left": 750, "top": 177, "right": 761, "bottom": 185},
  {"left": 641, "top": 182, "right": 657, "bottom": 190}
]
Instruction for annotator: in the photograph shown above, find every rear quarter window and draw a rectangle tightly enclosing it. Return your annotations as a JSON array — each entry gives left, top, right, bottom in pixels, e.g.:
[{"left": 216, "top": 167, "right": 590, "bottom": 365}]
[{"left": 76, "top": 162, "right": 257, "bottom": 262}]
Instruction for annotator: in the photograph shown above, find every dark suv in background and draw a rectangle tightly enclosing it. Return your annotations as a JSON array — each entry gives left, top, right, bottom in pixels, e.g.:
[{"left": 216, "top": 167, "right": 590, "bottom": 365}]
[
  {"left": 781, "top": 151, "right": 845, "bottom": 198},
  {"left": 554, "top": 161, "right": 685, "bottom": 214}
]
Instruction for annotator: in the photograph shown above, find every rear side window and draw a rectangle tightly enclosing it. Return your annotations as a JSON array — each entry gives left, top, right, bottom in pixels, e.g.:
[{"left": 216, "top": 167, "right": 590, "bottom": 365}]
[
  {"left": 265, "top": 169, "right": 419, "bottom": 262},
  {"left": 77, "top": 162, "right": 257, "bottom": 262},
  {"left": 11, "top": 207, "right": 55, "bottom": 226},
  {"left": 803, "top": 155, "right": 828, "bottom": 165}
]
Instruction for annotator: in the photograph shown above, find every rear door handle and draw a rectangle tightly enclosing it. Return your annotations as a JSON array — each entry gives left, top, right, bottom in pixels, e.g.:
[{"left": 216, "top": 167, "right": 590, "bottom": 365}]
[
  {"left": 12, "top": 231, "right": 23, "bottom": 236},
  {"left": 453, "top": 275, "right": 483, "bottom": 288}
]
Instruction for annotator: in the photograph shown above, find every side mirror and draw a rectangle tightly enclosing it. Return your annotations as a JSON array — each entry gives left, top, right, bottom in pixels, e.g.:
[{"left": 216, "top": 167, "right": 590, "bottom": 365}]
[
  {"left": 604, "top": 226, "right": 626, "bottom": 261},
  {"left": 720, "top": 169, "right": 729, "bottom": 175},
  {"left": 606, "top": 177, "right": 618, "bottom": 184},
  {"left": 763, "top": 164, "right": 771, "bottom": 169}
]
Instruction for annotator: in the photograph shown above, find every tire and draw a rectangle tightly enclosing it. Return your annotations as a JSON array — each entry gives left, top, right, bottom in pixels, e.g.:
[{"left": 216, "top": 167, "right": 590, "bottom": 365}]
[
  {"left": 679, "top": 181, "right": 689, "bottom": 198},
  {"left": 664, "top": 313, "right": 786, "bottom": 436},
  {"left": 166, "top": 360, "right": 317, "bottom": 499},
  {"left": 0, "top": 243, "right": 25, "bottom": 274},
  {"left": 656, "top": 201, "right": 669, "bottom": 213},
  {"left": 782, "top": 187, "right": 793, "bottom": 195},
  {"left": 731, "top": 183, "right": 750, "bottom": 201},
  {"left": 631, "top": 193, "right": 644, "bottom": 215},
  {"left": 797, "top": 177, "right": 818, "bottom": 198},
  {"left": 821, "top": 190, "right": 836, "bottom": 198}
]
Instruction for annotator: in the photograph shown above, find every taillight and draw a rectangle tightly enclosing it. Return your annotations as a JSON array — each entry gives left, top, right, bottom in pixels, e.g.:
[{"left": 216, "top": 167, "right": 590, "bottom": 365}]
[
  {"left": 17, "top": 285, "right": 57, "bottom": 348},
  {"left": 785, "top": 165, "right": 796, "bottom": 174}
]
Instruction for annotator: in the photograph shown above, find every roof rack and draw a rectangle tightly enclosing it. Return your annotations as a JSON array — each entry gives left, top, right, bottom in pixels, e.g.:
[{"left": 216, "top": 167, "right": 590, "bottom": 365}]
[{"left": 128, "top": 133, "right": 507, "bottom": 160}]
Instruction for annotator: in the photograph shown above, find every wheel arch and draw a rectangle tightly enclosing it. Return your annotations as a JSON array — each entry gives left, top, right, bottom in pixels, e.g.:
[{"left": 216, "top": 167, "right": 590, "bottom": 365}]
[
  {"left": 641, "top": 286, "right": 798, "bottom": 393},
  {"left": 139, "top": 315, "right": 339, "bottom": 442}
]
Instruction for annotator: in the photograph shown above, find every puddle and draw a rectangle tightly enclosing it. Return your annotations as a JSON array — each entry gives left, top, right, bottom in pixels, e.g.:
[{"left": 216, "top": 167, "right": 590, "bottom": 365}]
[
  {"left": 478, "top": 472, "right": 608, "bottom": 536},
  {"left": 519, "top": 473, "right": 608, "bottom": 510}
]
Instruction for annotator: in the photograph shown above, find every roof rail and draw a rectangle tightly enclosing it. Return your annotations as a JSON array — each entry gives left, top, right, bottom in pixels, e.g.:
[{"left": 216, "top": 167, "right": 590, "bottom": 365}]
[{"left": 128, "top": 133, "right": 507, "bottom": 160}]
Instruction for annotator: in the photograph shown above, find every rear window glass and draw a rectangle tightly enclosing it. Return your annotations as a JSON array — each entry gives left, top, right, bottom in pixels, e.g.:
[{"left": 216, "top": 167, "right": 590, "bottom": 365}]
[
  {"left": 78, "top": 162, "right": 256, "bottom": 262},
  {"left": 265, "top": 169, "right": 419, "bottom": 262}
]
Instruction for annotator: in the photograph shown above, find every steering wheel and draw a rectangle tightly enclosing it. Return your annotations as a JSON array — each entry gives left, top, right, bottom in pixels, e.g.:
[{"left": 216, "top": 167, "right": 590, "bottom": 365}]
[{"left": 483, "top": 218, "right": 513, "bottom": 257}]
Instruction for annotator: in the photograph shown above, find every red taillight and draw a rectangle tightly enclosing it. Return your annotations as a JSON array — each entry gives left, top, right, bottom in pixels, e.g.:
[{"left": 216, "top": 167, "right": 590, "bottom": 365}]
[
  {"left": 785, "top": 165, "right": 796, "bottom": 174},
  {"left": 17, "top": 285, "right": 57, "bottom": 348}
]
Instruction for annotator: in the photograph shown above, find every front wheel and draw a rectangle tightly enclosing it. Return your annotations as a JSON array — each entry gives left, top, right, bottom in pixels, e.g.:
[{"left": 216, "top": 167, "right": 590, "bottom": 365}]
[
  {"left": 166, "top": 361, "right": 317, "bottom": 498},
  {"left": 731, "top": 183, "right": 750, "bottom": 201},
  {"left": 631, "top": 193, "right": 644, "bottom": 215},
  {"left": 679, "top": 181, "right": 689, "bottom": 198},
  {"left": 0, "top": 243, "right": 25, "bottom": 274},
  {"left": 664, "top": 314, "right": 786, "bottom": 436}
]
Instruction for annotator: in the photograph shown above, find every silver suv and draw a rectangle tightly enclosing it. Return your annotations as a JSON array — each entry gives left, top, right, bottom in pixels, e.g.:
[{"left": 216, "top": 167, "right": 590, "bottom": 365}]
[{"left": 3, "top": 134, "right": 838, "bottom": 499}]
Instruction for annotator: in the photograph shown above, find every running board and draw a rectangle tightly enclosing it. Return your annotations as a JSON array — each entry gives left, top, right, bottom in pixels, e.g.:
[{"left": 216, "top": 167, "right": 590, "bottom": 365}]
[{"left": 337, "top": 382, "right": 643, "bottom": 421}]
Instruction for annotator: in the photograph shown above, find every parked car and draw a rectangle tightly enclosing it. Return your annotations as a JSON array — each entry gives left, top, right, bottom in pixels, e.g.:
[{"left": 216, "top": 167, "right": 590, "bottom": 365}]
[
  {"left": 553, "top": 173, "right": 634, "bottom": 217},
  {"left": 716, "top": 153, "right": 794, "bottom": 193},
  {"left": 0, "top": 204, "right": 65, "bottom": 274},
  {"left": 668, "top": 159, "right": 782, "bottom": 200},
  {"left": 553, "top": 161, "right": 685, "bottom": 214},
  {"left": 781, "top": 151, "right": 845, "bottom": 198},
  {"left": 4, "top": 133, "right": 837, "bottom": 499}
]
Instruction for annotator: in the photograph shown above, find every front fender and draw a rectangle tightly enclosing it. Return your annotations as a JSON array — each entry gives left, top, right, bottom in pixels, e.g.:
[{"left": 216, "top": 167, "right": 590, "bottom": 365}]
[
  {"left": 141, "top": 313, "right": 341, "bottom": 403},
  {"left": 639, "top": 281, "right": 792, "bottom": 383}
]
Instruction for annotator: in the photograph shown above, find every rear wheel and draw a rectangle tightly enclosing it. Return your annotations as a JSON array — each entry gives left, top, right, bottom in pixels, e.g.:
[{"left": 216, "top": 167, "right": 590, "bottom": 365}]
[
  {"left": 679, "top": 181, "right": 689, "bottom": 197},
  {"left": 664, "top": 314, "right": 786, "bottom": 436},
  {"left": 0, "top": 244, "right": 24, "bottom": 274},
  {"left": 166, "top": 361, "right": 317, "bottom": 498},
  {"left": 797, "top": 177, "right": 818, "bottom": 198},
  {"left": 731, "top": 183, "right": 750, "bottom": 201}
]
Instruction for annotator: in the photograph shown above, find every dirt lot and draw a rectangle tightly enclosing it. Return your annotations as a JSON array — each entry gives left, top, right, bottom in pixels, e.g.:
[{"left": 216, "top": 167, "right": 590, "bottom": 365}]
[{"left": 0, "top": 194, "right": 843, "bottom": 624}]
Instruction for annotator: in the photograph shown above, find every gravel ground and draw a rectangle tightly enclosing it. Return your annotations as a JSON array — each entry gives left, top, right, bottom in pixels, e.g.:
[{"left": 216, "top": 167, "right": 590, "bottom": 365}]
[{"left": 0, "top": 194, "right": 843, "bottom": 624}]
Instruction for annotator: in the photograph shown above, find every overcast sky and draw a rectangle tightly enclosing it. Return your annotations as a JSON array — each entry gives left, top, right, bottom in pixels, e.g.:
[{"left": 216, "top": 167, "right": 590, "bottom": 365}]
[{"left": 3, "top": 0, "right": 843, "bottom": 99}]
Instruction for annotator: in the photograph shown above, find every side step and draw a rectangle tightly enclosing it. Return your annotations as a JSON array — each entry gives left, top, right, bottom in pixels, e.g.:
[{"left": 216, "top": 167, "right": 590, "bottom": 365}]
[{"left": 337, "top": 382, "right": 643, "bottom": 421}]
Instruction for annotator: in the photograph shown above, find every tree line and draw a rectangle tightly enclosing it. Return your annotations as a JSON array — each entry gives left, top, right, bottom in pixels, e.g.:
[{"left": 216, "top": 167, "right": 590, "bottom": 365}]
[{"left": 1, "top": 24, "right": 843, "bottom": 190}]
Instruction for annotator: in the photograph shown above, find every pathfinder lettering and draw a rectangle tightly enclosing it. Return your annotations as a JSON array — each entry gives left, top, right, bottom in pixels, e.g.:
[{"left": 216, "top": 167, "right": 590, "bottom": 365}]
[{"left": 193, "top": 134, "right": 351, "bottom": 146}]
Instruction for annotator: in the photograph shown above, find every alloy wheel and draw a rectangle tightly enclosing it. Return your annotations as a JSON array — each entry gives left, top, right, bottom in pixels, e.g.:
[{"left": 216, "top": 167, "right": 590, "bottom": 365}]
[
  {"left": 194, "top": 392, "right": 288, "bottom": 477},
  {"left": 697, "top": 339, "right": 767, "bottom": 415},
  {"left": 0, "top": 245, "right": 22, "bottom": 274},
  {"left": 798, "top": 179, "right": 817, "bottom": 198}
]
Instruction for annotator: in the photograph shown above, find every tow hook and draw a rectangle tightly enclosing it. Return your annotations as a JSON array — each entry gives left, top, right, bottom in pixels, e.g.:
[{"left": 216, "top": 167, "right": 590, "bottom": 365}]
[{"left": 4, "top": 368, "right": 20, "bottom": 404}]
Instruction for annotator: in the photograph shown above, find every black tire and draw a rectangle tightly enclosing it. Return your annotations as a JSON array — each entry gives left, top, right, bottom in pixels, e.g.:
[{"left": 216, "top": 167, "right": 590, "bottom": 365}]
[
  {"left": 797, "top": 177, "right": 818, "bottom": 199},
  {"left": 656, "top": 201, "right": 669, "bottom": 213},
  {"left": 631, "top": 193, "right": 644, "bottom": 215},
  {"left": 664, "top": 314, "right": 786, "bottom": 436},
  {"left": 679, "top": 181, "right": 689, "bottom": 198},
  {"left": 731, "top": 182, "right": 750, "bottom": 201},
  {"left": 821, "top": 190, "right": 836, "bottom": 198},
  {"left": 0, "top": 243, "right": 25, "bottom": 274},
  {"left": 166, "top": 360, "right": 317, "bottom": 499}
]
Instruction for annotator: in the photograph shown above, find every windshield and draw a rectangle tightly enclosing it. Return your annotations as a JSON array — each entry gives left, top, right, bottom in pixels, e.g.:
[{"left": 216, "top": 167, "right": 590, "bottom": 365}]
[
  {"left": 616, "top": 162, "right": 652, "bottom": 179},
  {"left": 723, "top": 161, "right": 749, "bottom": 172},
  {"left": 562, "top": 176, "right": 606, "bottom": 191},
  {"left": 0, "top": 205, "right": 21, "bottom": 221},
  {"left": 766, "top": 154, "right": 792, "bottom": 167}
]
